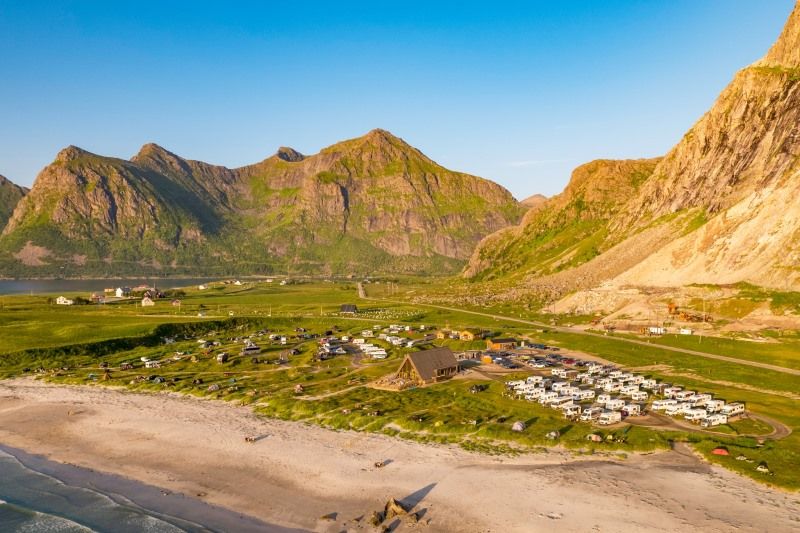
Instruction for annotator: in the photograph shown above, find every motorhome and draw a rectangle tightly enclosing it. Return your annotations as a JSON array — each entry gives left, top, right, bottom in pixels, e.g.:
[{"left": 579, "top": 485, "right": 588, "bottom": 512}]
[
  {"left": 675, "top": 390, "right": 696, "bottom": 401},
  {"left": 580, "top": 407, "right": 603, "bottom": 421},
  {"left": 573, "top": 389, "right": 596, "bottom": 401},
  {"left": 630, "top": 391, "right": 649, "bottom": 402},
  {"left": 598, "top": 411, "right": 622, "bottom": 425},
  {"left": 652, "top": 399, "right": 678, "bottom": 410},
  {"left": 721, "top": 402, "right": 745, "bottom": 417},
  {"left": 665, "top": 403, "right": 693, "bottom": 416},
  {"left": 538, "top": 391, "right": 559, "bottom": 404},
  {"left": 622, "top": 404, "right": 642, "bottom": 416},
  {"left": 605, "top": 398, "right": 626, "bottom": 411},
  {"left": 701, "top": 414, "right": 728, "bottom": 428},
  {"left": 684, "top": 409, "right": 709, "bottom": 422},
  {"left": 550, "top": 397, "right": 574, "bottom": 410}
]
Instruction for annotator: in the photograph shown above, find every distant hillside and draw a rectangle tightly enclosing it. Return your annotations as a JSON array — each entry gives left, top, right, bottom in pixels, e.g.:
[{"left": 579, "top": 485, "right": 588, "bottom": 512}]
[
  {"left": 520, "top": 194, "right": 547, "bottom": 210},
  {"left": 465, "top": 2, "right": 800, "bottom": 294},
  {"left": 465, "top": 158, "right": 660, "bottom": 281},
  {"left": 0, "top": 175, "right": 27, "bottom": 233},
  {"left": 0, "top": 130, "right": 523, "bottom": 277}
]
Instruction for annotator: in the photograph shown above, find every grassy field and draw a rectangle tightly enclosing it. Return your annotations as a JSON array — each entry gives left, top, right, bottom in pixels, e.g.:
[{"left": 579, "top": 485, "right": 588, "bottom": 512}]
[{"left": 0, "top": 279, "right": 798, "bottom": 490}]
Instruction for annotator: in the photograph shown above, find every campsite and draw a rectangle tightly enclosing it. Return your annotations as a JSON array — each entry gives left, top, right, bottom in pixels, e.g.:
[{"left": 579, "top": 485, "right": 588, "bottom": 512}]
[{"left": 0, "top": 278, "right": 798, "bottom": 490}]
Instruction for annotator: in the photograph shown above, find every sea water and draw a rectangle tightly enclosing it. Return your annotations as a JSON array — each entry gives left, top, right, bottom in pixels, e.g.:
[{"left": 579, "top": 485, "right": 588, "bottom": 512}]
[
  {"left": 0, "top": 446, "right": 295, "bottom": 532},
  {"left": 0, "top": 448, "right": 193, "bottom": 532},
  {"left": 0, "top": 278, "right": 217, "bottom": 296}
]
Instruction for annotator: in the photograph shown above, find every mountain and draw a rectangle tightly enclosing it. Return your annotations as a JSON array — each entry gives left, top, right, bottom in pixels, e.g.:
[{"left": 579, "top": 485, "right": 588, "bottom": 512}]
[
  {"left": 466, "top": 3, "right": 800, "bottom": 293},
  {"left": 0, "top": 175, "right": 27, "bottom": 232},
  {"left": 0, "top": 130, "right": 523, "bottom": 277},
  {"left": 520, "top": 194, "right": 548, "bottom": 210},
  {"left": 465, "top": 158, "right": 660, "bottom": 281}
]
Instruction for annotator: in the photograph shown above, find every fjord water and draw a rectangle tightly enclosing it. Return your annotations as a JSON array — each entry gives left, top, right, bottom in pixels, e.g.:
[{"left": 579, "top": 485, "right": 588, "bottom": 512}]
[
  {"left": 0, "top": 446, "right": 289, "bottom": 533},
  {"left": 0, "top": 278, "right": 216, "bottom": 295}
]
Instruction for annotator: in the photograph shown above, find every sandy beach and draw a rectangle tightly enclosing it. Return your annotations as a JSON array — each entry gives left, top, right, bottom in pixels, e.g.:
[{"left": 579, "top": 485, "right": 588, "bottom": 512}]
[{"left": 0, "top": 378, "right": 797, "bottom": 532}]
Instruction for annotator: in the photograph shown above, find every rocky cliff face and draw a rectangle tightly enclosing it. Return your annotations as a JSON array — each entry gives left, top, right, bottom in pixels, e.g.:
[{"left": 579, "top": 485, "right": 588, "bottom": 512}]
[
  {"left": 0, "top": 175, "right": 27, "bottom": 232},
  {"left": 608, "top": 2, "right": 800, "bottom": 289},
  {"left": 0, "top": 130, "right": 523, "bottom": 276},
  {"left": 465, "top": 2, "right": 800, "bottom": 292}
]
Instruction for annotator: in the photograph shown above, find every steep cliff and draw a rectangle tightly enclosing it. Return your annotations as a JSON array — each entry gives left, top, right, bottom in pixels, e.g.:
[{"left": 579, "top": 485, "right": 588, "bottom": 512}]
[{"left": 465, "top": 2, "right": 800, "bottom": 292}]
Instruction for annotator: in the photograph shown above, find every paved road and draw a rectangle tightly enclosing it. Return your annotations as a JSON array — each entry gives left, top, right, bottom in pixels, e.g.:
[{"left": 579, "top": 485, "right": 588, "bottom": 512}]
[{"left": 360, "top": 292, "right": 800, "bottom": 377}]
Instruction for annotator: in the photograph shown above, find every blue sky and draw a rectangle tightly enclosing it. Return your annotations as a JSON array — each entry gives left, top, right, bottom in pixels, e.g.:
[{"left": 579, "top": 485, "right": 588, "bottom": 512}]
[{"left": 0, "top": 1, "right": 794, "bottom": 198}]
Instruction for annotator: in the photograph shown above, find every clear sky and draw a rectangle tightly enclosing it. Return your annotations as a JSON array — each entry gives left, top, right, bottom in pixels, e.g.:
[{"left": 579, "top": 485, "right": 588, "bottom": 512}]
[{"left": 0, "top": 0, "right": 795, "bottom": 199}]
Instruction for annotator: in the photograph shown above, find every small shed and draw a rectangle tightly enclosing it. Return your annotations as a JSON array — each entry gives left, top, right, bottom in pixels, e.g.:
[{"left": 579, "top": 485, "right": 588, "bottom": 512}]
[{"left": 395, "top": 347, "right": 459, "bottom": 385}]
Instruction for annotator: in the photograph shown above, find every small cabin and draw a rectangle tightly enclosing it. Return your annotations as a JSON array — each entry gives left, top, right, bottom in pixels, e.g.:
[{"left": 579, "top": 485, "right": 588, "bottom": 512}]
[{"left": 459, "top": 329, "right": 483, "bottom": 341}]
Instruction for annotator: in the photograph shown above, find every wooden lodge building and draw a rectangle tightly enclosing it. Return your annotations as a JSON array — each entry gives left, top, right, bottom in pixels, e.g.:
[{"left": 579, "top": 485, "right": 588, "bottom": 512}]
[
  {"left": 486, "top": 337, "right": 518, "bottom": 350},
  {"left": 396, "top": 347, "right": 459, "bottom": 385}
]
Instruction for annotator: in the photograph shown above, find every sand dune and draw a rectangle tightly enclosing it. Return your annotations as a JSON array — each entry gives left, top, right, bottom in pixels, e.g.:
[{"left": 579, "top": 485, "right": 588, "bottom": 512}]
[{"left": 0, "top": 378, "right": 797, "bottom": 532}]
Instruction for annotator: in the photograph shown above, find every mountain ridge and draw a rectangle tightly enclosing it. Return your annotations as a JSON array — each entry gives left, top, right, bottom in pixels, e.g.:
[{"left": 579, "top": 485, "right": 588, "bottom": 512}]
[{"left": 0, "top": 130, "right": 523, "bottom": 277}]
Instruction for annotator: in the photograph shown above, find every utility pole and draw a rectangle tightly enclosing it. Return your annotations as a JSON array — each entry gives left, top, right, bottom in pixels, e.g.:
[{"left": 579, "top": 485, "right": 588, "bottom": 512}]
[{"left": 700, "top": 296, "right": 705, "bottom": 344}]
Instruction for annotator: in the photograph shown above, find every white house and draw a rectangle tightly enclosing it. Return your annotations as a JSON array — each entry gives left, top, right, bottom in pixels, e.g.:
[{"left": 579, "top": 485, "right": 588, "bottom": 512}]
[
  {"left": 115, "top": 287, "right": 131, "bottom": 298},
  {"left": 56, "top": 296, "right": 74, "bottom": 306},
  {"left": 141, "top": 296, "right": 155, "bottom": 307},
  {"left": 679, "top": 328, "right": 694, "bottom": 335}
]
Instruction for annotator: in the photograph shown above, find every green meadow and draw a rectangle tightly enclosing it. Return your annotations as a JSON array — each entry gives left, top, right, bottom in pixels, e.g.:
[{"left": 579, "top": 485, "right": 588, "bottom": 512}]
[{"left": 0, "top": 279, "right": 798, "bottom": 490}]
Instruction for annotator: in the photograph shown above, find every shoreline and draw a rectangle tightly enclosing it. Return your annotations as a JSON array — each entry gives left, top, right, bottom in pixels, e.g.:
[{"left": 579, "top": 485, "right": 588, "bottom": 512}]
[
  {"left": 0, "top": 443, "right": 293, "bottom": 532},
  {"left": 0, "top": 378, "right": 798, "bottom": 532}
]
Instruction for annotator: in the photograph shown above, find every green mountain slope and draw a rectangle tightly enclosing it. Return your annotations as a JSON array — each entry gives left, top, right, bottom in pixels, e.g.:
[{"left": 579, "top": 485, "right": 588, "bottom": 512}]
[
  {"left": 465, "top": 158, "right": 660, "bottom": 281},
  {"left": 0, "top": 130, "right": 523, "bottom": 277},
  {"left": 0, "top": 175, "right": 27, "bottom": 232}
]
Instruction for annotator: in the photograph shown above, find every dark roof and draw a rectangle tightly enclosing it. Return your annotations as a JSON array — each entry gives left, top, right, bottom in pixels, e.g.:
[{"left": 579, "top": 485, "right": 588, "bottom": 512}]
[
  {"left": 404, "top": 347, "right": 458, "bottom": 382},
  {"left": 340, "top": 304, "right": 358, "bottom": 313},
  {"left": 490, "top": 338, "right": 517, "bottom": 344}
]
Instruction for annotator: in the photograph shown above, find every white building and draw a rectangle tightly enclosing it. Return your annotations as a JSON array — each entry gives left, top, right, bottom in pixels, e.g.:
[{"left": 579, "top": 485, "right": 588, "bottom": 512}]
[{"left": 56, "top": 296, "right": 74, "bottom": 305}]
